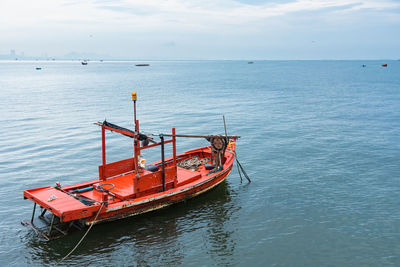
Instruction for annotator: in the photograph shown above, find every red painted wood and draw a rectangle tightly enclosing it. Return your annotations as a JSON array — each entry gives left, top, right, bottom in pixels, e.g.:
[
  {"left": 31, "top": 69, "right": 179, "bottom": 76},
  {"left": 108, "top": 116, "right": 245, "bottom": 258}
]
[{"left": 99, "top": 157, "right": 135, "bottom": 180}]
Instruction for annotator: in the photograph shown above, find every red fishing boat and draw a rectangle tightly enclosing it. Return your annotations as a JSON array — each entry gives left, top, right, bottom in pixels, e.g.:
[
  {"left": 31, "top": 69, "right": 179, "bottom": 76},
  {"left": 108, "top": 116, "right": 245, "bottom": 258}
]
[{"left": 22, "top": 93, "right": 248, "bottom": 240}]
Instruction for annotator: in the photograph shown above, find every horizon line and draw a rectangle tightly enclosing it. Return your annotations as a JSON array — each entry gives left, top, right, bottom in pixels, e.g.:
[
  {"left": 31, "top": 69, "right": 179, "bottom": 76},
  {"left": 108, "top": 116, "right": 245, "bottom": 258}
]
[{"left": 0, "top": 58, "right": 399, "bottom": 62}]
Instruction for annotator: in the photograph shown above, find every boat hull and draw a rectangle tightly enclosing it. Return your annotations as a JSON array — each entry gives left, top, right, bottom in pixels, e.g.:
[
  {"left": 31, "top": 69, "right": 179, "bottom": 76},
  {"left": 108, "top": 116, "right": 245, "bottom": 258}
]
[{"left": 87, "top": 164, "right": 232, "bottom": 225}]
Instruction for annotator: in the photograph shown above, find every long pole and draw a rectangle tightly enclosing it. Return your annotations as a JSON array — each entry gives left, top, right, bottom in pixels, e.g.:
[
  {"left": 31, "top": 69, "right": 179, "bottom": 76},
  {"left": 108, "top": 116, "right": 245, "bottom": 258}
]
[
  {"left": 160, "top": 135, "right": 166, "bottom": 191},
  {"left": 102, "top": 125, "right": 106, "bottom": 166},
  {"left": 172, "top": 128, "right": 177, "bottom": 187},
  {"left": 172, "top": 128, "right": 177, "bottom": 166},
  {"left": 31, "top": 202, "right": 37, "bottom": 223},
  {"left": 223, "top": 115, "right": 229, "bottom": 144},
  {"left": 134, "top": 120, "right": 140, "bottom": 175},
  {"left": 101, "top": 125, "right": 106, "bottom": 180},
  {"left": 157, "top": 134, "right": 240, "bottom": 139},
  {"left": 132, "top": 93, "right": 139, "bottom": 196},
  {"left": 132, "top": 91, "right": 137, "bottom": 131},
  {"left": 222, "top": 115, "right": 229, "bottom": 166},
  {"left": 134, "top": 100, "right": 137, "bottom": 131}
]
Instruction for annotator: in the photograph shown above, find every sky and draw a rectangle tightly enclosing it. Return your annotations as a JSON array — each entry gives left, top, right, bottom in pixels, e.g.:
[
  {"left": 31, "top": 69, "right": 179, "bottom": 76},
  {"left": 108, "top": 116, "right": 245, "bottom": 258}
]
[{"left": 0, "top": 0, "right": 399, "bottom": 60}]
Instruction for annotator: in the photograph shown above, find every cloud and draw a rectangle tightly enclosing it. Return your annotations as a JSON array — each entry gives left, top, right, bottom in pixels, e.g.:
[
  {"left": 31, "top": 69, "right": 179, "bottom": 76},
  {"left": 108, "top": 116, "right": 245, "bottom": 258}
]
[
  {"left": 1, "top": 0, "right": 399, "bottom": 31},
  {"left": 0, "top": 0, "right": 399, "bottom": 59}
]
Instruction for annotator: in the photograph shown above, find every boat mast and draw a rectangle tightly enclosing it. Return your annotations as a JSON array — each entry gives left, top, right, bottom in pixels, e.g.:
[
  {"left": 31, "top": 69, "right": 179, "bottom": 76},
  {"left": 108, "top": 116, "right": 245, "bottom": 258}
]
[
  {"left": 132, "top": 93, "right": 140, "bottom": 179},
  {"left": 101, "top": 124, "right": 106, "bottom": 181},
  {"left": 132, "top": 92, "right": 137, "bottom": 132}
]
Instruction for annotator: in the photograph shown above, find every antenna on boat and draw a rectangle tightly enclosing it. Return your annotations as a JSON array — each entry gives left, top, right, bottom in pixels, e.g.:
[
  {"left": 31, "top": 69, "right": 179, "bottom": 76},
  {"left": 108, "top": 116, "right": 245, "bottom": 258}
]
[
  {"left": 223, "top": 115, "right": 228, "bottom": 144},
  {"left": 131, "top": 92, "right": 141, "bottom": 190}
]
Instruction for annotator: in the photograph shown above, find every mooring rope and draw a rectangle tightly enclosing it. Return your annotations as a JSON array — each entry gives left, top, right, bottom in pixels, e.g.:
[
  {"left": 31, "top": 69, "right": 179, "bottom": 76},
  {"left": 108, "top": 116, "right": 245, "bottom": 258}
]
[
  {"left": 221, "top": 115, "right": 250, "bottom": 183},
  {"left": 234, "top": 152, "right": 251, "bottom": 183},
  {"left": 55, "top": 202, "right": 105, "bottom": 266},
  {"left": 236, "top": 156, "right": 243, "bottom": 182}
]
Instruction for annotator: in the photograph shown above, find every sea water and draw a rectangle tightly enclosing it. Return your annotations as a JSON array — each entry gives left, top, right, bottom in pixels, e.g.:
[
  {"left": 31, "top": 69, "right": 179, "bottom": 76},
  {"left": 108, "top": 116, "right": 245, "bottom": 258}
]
[{"left": 0, "top": 60, "right": 399, "bottom": 266}]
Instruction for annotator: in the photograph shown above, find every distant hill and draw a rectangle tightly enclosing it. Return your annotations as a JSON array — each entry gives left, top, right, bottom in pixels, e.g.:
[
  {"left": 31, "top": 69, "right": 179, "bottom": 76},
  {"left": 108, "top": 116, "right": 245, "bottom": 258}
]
[{"left": 0, "top": 50, "right": 112, "bottom": 60}]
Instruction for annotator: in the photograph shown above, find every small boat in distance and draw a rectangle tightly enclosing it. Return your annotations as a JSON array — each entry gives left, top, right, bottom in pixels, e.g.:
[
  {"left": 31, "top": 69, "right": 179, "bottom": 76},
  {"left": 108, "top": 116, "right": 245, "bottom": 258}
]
[
  {"left": 381, "top": 64, "right": 387, "bottom": 67},
  {"left": 81, "top": 60, "right": 88, "bottom": 65},
  {"left": 135, "top": 64, "right": 150, "bottom": 67},
  {"left": 248, "top": 61, "right": 254, "bottom": 64},
  {"left": 22, "top": 92, "right": 241, "bottom": 240},
  {"left": 35, "top": 67, "right": 42, "bottom": 70}
]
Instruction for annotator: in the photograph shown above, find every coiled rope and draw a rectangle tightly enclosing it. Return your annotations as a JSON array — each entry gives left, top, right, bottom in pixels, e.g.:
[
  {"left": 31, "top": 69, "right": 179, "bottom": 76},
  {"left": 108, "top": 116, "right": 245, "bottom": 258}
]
[
  {"left": 177, "top": 157, "right": 210, "bottom": 171},
  {"left": 55, "top": 202, "right": 105, "bottom": 266}
]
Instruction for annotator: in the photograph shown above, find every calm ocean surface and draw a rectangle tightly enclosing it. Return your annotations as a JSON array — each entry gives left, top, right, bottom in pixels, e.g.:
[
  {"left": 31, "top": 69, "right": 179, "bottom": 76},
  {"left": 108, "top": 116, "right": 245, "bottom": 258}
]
[{"left": 0, "top": 60, "right": 399, "bottom": 266}]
